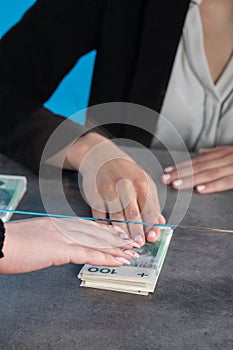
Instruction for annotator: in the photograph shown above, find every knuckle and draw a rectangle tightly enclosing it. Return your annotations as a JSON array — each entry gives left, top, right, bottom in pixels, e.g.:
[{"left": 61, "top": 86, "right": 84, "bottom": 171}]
[
  {"left": 211, "top": 168, "right": 222, "bottom": 178},
  {"left": 103, "top": 181, "right": 115, "bottom": 192},
  {"left": 187, "top": 160, "right": 199, "bottom": 172},
  {"left": 193, "top": 163, "right": 203, "bottom": 172},
  {"left": 134, "top": 178, "right": 148, "bottom": 192},
  {"left": 116, "top": 178, "right": 134, "bottom": 194},
  {"left": 111, "top": 212, "right": 124, "bottom": 220},
  {"left": 126, "top": 208, "right": 139, "bottom": 220},
  {"left": 142, "top": 208, "right": 155, "bottom": 219}
]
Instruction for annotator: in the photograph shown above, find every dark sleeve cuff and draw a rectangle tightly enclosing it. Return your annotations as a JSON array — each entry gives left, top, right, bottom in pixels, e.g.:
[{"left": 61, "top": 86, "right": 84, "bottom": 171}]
[{"left": 0, "top": 219, "right": 5, "bottom": 258}]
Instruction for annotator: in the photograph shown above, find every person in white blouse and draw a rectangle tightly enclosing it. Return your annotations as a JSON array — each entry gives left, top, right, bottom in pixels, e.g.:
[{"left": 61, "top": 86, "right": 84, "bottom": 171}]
[
  {"left": 160, "top": 0, "right": 233, "bottom": 195},
  {"left": 1, "top": 0, "right": 233, "bottom": 275}
]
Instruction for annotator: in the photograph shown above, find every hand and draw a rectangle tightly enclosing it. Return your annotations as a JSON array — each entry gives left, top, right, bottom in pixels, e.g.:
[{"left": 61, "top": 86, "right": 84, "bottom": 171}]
[
  {"left": 66, "top": 133, "right": 165, "bottom": 246},
  {"left": 0, "top": 217, "right": 136, "bottom": 274},
  {"left": 161, "top": 146, "right": 233, "bottom": 194}
]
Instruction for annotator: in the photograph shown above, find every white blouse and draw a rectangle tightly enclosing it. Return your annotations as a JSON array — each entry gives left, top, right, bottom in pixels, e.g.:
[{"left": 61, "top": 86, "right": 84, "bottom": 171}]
[{"left": 153, "top": 0, "right": 233, "bottom": 151}]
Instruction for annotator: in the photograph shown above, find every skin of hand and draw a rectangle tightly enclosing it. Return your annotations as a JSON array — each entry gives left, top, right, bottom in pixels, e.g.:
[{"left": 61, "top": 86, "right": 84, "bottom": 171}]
[
  {"left": 161, "top": 146, "right": 233, "bottom": 194},
  {"left": 65, "top": 132, "right": 165, "bottom": 246},
  {"left": 0, "top": 217, "right": 137, "bottom": 274}
]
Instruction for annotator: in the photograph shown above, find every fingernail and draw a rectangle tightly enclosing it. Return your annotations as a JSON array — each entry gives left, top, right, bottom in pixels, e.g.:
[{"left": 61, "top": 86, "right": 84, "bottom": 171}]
[
  {"left": 162, "top": 174, "right": 171, "bottom": 182},
  {"left": 173, "top": 179, "right": 183, "bottom": 188},
  {"left": 164, "top": 166, "right": 173, "bottom": 173},
  {"left": 132, "top": 241, "right": 141, "bottom": 248},
  {"left": 119, "top": 232, "right": 129, "bottom": 239},
  {"left": 132, "top": 251, "right": 140, "bottom": 258},
  {"left": 123, "top": 250, "right": 135, "bottom": 257},
  {"left": 135, "top": 235, "right": 144, "bottom": 243},
  {"left": 123, "top": 250, "right": 140, "bottom": 259},
  {"left": 147, "top": 230, "right": 156, "bottom": 238},
  {"left": 196, "top": 185, "right": 205, "bottom": 192},
  {"left": 115, "top": 257, "right": 131, "bottom": 265}
]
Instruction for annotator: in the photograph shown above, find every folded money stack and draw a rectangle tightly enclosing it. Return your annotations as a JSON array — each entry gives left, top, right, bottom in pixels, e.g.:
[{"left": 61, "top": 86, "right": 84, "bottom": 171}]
[
  {"left": 78, "top": 227, "right": 173, "bottom": 295},
  {"left": 0, "top": 175, "right": 27, "bottom": 222}
]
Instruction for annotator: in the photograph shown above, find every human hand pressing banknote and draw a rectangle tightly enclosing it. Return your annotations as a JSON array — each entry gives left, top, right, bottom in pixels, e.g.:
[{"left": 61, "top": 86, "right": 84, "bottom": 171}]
[
  {"left": 0, "top": 217, "right": 136, "bottom": 274},
  {"left": 65, "top": 133, "right": 166, "bottom": 247}
]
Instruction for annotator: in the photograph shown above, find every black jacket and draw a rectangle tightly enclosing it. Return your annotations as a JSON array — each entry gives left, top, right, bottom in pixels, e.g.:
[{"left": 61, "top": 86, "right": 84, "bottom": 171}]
[
  {"left": 0, "top": 0, "right": 190, "bottom": 172},
  {"left": 0, "top": 219, "right": 5, "bottom": 258}
]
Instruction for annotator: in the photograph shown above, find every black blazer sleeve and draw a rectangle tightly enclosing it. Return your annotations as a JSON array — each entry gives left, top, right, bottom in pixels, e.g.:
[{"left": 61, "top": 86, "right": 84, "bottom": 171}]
[
  {"left": 0, "top": 219, "right": 5, "bottom": 258},
  {"left": 0, "top": 0, "right": 106, "bottom": 173}
]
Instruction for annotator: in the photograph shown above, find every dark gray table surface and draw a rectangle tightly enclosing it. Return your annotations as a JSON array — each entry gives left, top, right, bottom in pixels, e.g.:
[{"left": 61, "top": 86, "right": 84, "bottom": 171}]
[{"left": 0, "top": 150, "right": 233, "bottom": 350}]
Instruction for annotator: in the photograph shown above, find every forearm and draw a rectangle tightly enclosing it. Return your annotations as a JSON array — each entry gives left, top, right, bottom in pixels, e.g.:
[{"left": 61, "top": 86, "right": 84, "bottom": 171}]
[
  {"left": 46, "top": 132, "right": 114, "bottom": 171},
  {"left": 64, "top": 132, "right": 111, "bottom": 170},
  {"left": 0, "top": 221, "right": 52, "bottom": 274},
  {"left": 0, "top": 218, "right": 134, "bottom": 274},
  {"left": 0, "top": 0, "right": 106, "bottom": 173}
]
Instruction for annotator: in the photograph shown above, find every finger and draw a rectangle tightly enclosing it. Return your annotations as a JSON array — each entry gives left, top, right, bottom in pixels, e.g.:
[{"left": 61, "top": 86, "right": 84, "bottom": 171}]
[
  {"left": 198, "top": 146, "right": 230, "bottom": 155},
  {"left": 143, "top": 214, "right": 166, "bottom": 242},
  {"left": 97, "top": 246, "right": 139, "bottom": 259},
  {"left": 144, "top": 214, "right": 165, "bottom": 242},
  {"left": 108, "top": 225, "right": 141, "bottom": 249},
  {"left": 95, "top": 222, "right": 133, "bottom": 245},
  {"left": 171, "top": 165, "right": 233, "bottom": 190},
  {"left": 161, "top": 163, "right": 194, "bottom": 184},
  {"left": 58, "top": 218, "right": 133, "bottom": 249},
  {"left": 82, "top": 176, "right": 107, "bottom": 224},
  {"left": 163, "top": 147, "right": 233, "bottom": 174},
  {"left": 89, "top": 176, "right": 108, "bottom": 223},
  {"left": 92, "top": 206, "right": 107, "bottom": 225},
  {"left": 138, "top": 177, "right": 162, "bottom": 242},
  {"left": 162, "top": 153, "right": 233, "bottom": 186},
  {"left": 162, "top": 155, "right": 233, "bottom": 185},
  {"left": 77, "top": 217, "right": 107, "bottom": 228},
  {"left": 123, "top": 198, "right": 145, "bottom": 245},
  {"left": 93, "top": 221, "right": 136, "bottom": 249},
  {"left": 195, "top": 175, "right": 233, "bottom": 194},
  {"left": 198, "top": 148, "right": 219, "bottom": 154},
  {"left": 77, "top": 218, "right": 126, "bottom": 238},
  {"left": 117, "top": 180, "right": 145, "bottom": 244},
  {"left": 71, "top": 246, "right": 131, "bottom": 266},
  {"left": 100, "top": 180, "right": 130, "bottom": 236},
  {"left": 107, "top": 199, "right": 130, "bottom": 237},
  {"left": 92, "top": 181, "right": 117, "bottom": 225}
]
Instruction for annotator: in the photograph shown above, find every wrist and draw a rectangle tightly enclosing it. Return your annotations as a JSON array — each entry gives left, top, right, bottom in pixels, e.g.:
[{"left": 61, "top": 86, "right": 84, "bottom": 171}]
[{"left": 64, "top": 132, "right": 109, "bottom": 170}]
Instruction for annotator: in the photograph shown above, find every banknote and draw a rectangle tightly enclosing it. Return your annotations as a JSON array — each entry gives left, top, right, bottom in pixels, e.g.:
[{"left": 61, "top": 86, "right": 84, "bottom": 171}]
[
  {"left": 0, "top": 175, "right": 27, "bottom": 222},
  {"left": 78, "top": 227, "right": 173, "bottom": 295}
]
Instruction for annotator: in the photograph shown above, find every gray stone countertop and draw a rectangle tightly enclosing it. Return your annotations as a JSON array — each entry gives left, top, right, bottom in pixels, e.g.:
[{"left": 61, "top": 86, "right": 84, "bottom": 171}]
[{"left": 0, "top": 149, "right": 233, "bottom": 350}]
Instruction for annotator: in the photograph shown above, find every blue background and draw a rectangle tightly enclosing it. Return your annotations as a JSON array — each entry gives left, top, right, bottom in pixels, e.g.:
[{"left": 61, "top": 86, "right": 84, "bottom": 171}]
[{"left": 0, "top": 0, "right": 95, "bottom": 123}]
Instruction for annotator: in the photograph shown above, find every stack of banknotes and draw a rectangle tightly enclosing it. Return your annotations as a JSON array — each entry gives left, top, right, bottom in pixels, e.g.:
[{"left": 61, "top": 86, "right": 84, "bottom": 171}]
[
  {"left": 78, "top": 227, "right": 173, "bottom": 295},
  {"left": 0, "top": 175, "right": 27, "bottom": 222}
]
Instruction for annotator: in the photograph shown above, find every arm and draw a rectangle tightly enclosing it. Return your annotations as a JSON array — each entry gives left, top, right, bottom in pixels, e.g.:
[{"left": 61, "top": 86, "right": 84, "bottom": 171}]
[
  {"left": 0, "top": 0, "right": 106, "bottom": 172},
  {"left": 0, "top": 218, "right": 136, "bottom": 274},
  {"left": 161, "top": 146, "right": 233, "bottom": 193},
  {"left": 1, "top": 1, "right": 165, "bottom": 244}
]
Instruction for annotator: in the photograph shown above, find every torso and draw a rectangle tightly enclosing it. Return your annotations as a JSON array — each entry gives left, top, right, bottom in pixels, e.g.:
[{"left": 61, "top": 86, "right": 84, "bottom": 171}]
[
  {"left": 199, "top": 0, "right": 233, "bottom": 84},
  {"left": 153, "top": 0, "right": 233, "bottom": 151}
]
